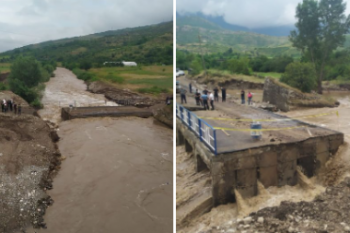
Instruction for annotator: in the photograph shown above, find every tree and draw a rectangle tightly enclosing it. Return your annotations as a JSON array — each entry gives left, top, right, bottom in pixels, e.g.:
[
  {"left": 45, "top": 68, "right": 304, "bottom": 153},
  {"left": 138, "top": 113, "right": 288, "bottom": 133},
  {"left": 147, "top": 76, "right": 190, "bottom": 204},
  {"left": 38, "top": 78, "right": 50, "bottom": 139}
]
[
  {"left": 8, "top": 56, "right": 44, "bottom": 88},
  {"left": 280, "top": 62, "right": 316, "bottom": 93},
  {"left": 79, "top": 61, "right": 92, "bottom": 70},
  {"left": 290, "top": 0, "right": 350, "bottom": 94},
  {"left": 8, "top": 56, "right": 44, "bottom": 105}
]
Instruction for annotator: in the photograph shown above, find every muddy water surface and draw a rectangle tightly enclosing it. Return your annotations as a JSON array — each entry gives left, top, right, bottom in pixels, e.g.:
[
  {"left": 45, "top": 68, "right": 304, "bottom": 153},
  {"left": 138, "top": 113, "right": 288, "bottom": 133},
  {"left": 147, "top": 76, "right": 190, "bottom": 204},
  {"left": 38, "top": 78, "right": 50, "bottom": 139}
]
[
  {"left": 31, "top": 68, "right": 173, "bottom": 233},
  {"left": 38, "top": 67, "right": 117, "bottom": 124}
]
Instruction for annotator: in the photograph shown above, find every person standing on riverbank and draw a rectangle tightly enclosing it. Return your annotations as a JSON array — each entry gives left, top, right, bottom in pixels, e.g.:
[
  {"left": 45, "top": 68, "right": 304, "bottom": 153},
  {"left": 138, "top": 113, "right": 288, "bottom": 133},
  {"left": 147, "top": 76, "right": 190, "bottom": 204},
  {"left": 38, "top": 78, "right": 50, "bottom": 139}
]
[
  {"left": 221, "top": 87, "right": 226, "bottom": 102},
  {"left": 189, "top": 83, "right": 192, "bottom": 93},
  {"left": 241, "top": 90, "right": 245, "bottom": 104}
]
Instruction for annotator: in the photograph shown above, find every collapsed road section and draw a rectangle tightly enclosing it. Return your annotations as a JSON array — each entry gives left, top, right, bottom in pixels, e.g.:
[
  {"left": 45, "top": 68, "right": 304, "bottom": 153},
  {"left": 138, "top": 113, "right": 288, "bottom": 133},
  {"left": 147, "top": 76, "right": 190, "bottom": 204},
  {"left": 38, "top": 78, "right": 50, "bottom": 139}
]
[
  {"left": 176, "top": 102, "right": 344, "bottom": 208},
  {"left": 0, "top": 112, "right": 60, "bottom": 232}
]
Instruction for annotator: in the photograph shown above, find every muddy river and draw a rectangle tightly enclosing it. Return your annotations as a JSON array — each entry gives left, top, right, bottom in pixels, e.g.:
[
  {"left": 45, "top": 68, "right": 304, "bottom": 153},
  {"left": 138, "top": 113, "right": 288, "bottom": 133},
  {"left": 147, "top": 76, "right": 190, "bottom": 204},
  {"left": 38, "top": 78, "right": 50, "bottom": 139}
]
[{"left": 26, "top": 68, "right": 173, "bottom": 233}]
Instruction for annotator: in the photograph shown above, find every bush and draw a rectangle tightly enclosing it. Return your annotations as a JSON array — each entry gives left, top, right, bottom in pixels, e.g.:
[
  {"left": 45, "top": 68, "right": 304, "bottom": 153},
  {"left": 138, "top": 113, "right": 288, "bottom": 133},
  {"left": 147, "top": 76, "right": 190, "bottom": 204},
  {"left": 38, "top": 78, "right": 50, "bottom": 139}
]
[
  {"left": 280, "top": 62, "right": 316, "bottom": 93},
  {"left": 0, "top": 83, "right": 8, "bottom": 90},
  {"left": 30, "top": 98, "right": 43, "bottom": 109},
  {"left": 79, "top": 61, "right": 92, "bottom": 70}
]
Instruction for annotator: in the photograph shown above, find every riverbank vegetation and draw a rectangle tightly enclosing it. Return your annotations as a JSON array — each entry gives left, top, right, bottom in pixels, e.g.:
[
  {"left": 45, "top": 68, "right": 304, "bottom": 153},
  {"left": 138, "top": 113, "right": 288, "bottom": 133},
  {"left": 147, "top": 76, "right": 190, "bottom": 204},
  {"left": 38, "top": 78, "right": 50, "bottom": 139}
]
[
  {"left": 5, "top": 57, "right": 55, "bottom": 108},
  {"left": 64, "top": 64, "right": 173, "bottom": 95}
]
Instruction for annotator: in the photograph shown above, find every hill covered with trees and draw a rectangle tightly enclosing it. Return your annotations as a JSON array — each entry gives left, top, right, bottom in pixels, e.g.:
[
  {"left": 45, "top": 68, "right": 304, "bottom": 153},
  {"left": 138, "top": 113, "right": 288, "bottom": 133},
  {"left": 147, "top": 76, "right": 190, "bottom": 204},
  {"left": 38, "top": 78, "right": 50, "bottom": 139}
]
[{"left": 0, "top": 21, "right": 173, "bottom": 66}]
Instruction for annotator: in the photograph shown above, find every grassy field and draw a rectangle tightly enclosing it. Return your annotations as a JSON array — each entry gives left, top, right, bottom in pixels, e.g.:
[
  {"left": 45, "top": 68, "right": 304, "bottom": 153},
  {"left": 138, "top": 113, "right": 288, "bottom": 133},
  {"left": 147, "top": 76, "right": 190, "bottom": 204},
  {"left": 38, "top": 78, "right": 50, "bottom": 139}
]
[
  {"left": 254, "top": 72, "right": 282, "bottom": 79},
  {"left": 0, "top": 63, "right": 11, "bottom": 74},
  {"left": 87, "top": 65, "right": 173, "bottom": 94},
  {"left": 202, "top": 69, "right": 265, "bottom": 83}
]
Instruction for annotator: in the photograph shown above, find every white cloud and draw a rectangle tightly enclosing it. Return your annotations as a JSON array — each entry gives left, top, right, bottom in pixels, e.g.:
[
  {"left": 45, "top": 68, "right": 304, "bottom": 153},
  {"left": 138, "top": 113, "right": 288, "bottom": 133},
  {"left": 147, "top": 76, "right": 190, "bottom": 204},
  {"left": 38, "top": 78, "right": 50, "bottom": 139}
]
[
  {"left": 177, "top": 0, "right": 350, "bottom": 29},
  {"left": 0, "top": 0, "right": 173, "bottom": 52}
]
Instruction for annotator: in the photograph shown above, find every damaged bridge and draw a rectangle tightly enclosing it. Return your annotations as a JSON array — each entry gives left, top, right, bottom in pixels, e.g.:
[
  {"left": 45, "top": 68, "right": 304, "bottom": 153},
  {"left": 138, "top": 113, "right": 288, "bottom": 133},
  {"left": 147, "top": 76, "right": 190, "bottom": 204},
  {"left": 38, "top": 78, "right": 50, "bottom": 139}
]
[{"left": 176, "top": 103, "right": 344, "bottom": 206}]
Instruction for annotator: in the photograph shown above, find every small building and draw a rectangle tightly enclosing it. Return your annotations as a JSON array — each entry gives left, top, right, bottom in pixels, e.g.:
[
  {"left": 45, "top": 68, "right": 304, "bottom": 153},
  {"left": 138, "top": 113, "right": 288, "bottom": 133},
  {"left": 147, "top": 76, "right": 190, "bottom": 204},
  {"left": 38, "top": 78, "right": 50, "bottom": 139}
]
[{"left": 122, "top": 61, "right": 137, "bottom": 66}]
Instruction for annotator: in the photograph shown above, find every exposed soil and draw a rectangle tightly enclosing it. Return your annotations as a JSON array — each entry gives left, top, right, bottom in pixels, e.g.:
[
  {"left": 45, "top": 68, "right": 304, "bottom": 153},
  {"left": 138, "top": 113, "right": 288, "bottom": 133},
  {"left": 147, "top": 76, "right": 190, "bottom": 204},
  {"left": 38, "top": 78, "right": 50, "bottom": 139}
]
[
  {"left": 0, "top": 112, "right": 60, "bottom": 232},
  {"left": 193, "top": 75, "right": 264, "bottom": 90},
  {"left": 88, "top": 81, "right": 166, "bottom": 107}
]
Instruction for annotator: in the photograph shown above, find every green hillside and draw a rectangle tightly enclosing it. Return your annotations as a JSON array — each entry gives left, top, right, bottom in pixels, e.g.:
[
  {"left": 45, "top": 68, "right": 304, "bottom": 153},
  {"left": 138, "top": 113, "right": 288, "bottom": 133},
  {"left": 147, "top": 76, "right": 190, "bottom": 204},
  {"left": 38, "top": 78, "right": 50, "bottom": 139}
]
[
  {"left": 0, "top": 21, "right": 173, "bottom": 65},
  {"left": 176, "top": 17, "right": 301, "bottom": 57}
]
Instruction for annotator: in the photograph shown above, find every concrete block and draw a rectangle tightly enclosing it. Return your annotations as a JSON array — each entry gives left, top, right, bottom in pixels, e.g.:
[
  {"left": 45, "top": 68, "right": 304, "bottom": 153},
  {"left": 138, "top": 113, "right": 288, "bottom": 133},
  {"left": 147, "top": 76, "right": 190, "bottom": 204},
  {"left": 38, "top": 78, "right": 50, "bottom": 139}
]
[
  {"left": 278, "top": 160, "right": 297, "bottom": 186},
  {"left": 236, "top": 168, "right": 257, "bottom": 187},
  {"left": 257, "top": 152, "right": 277, "bottom": 167},
  {"left": 278, "top": 146, "right": 299, "bottom": 162},
  {"left": 212, "top": 173, "right": 236, "bottom": 206},
  {"left": 316, "top": 137, "right": 329, "bottom": 154},
  {"left": 211, "top": 161, "right": 225, "bottom": 179},
  {"left": 299, "top": 139, "right": 316, "bottom": 158},
  {"left": 259, "top": 166, "right": 278, "bottom": 188},
  {"left": 329, "top": 135, "right": 344, "bottom": 154},
  {"left": 236, "top": 156, "right": 257, "bottom": 170}
]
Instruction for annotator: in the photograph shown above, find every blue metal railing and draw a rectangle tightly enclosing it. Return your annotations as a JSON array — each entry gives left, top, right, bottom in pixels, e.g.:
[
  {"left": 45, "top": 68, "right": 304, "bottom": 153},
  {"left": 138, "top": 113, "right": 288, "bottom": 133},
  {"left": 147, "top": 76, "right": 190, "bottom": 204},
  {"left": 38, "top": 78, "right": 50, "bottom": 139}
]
[{"left": 176, "top": 103, "right": 218, "bottom": 155}]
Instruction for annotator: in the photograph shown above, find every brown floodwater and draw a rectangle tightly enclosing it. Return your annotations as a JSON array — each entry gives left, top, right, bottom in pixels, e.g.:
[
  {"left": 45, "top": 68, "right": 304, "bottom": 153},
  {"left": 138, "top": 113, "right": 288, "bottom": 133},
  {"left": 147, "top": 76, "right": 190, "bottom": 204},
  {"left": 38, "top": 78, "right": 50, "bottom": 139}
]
[{"left": 25, "top": 68, "right": 173, "bottom": 233}]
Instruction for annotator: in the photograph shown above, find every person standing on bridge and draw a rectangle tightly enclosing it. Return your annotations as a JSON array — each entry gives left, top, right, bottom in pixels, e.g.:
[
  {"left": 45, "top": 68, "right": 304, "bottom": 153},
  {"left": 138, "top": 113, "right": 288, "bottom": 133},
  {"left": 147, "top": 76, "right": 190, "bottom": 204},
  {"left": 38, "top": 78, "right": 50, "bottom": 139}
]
[
  {"left": 214, "top": 87, "right": 219, "bottom": 102},
  {"left": 241, "top": 90, "right": 245, "bottom": 104},
  {"left": 201, "top": 92, "right": 209, "bottom": 110},
  {"left": 195, "top": 89, "right": 201, "bottom": 106},
  {"left": 13, "top": 102, "right": 17, "bottom": 114},
  {"left": 221, "top": 87, "right": 226, "bottom": 102},
  {"left": 209, "top": 91, "right": 214, "bottom": 110},
  {"left": 180, "top": 88, "right": 187, "bottom": 104},
  {"left": 248, "top": 91, "right": 253, "bottom": 105}
]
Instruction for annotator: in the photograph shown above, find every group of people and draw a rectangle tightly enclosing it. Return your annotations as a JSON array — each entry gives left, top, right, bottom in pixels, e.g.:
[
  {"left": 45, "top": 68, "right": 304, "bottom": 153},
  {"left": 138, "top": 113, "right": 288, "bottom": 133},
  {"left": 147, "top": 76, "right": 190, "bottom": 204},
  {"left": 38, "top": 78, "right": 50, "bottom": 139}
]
[
  {"left": 181, "top": 82, "right": 254, "bottom": 109},
  {"left": 194, "top": 88, "right": 215, "bottom": 110},
  {"left": 240, "top": 90, "right": 253, "bottom": 105},
  {"left": 1, "top": 99, "right": 22, "bottom": 114}
]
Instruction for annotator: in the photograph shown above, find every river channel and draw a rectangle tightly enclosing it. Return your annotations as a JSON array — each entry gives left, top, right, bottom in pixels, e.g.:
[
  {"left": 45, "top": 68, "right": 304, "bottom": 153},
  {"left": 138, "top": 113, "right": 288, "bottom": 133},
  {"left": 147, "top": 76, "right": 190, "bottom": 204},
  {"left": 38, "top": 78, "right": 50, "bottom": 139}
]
[{"left": 26, "top": 67, "right": 173, "bottom": 233}]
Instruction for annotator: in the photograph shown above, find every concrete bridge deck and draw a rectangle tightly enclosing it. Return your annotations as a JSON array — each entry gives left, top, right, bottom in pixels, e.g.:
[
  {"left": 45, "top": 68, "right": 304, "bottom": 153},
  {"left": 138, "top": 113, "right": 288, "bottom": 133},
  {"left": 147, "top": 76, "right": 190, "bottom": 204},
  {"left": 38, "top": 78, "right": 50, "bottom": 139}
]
[
  {"left": 176, "top": 93, "right": 344, "bottom": 206},
  {"left": 178, "top": 93, "right": 338, "bottom": 154},
  {"left": 61, "top": 106, "right": 153, "bottom": 120}
]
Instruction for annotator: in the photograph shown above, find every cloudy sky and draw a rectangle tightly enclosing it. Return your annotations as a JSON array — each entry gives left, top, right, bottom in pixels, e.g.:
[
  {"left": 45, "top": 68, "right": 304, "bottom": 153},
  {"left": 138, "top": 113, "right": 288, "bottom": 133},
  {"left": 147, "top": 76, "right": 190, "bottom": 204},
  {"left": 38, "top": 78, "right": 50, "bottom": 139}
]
[
  {"left": 0, "top": 0, "right": 173, "bottom": 52},
  {"left": 177, "top": 0, "right": 350, "bottom": 29}
]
